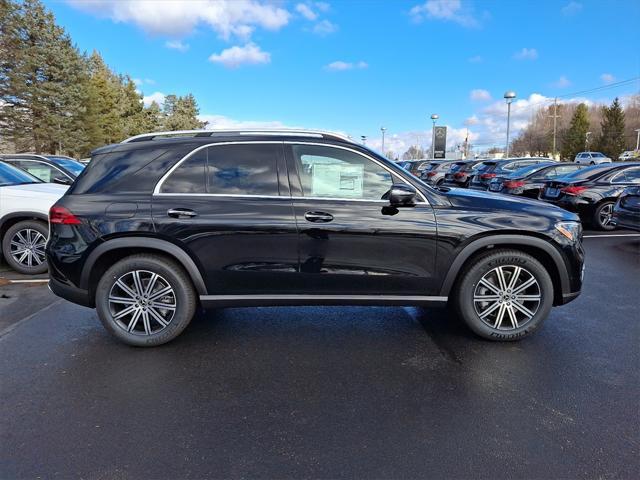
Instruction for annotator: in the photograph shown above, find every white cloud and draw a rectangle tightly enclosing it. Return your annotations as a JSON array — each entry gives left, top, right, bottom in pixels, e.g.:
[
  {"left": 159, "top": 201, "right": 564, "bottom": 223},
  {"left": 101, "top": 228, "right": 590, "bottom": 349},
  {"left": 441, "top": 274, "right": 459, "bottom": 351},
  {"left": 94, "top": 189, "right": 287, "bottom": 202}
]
[
  {"left": 143, "top": 91, "right": 166, "bottom": 107},
  {"left": 468, "top": 55, "right": 483, "bottom": 63},
  {"left": 295, "top": 3, "right": 318, "bottom": 21},
  {"left": 208, "top": 42, "right": 271, "bottom": 68},
  {"left": 410, "top": 0, "right": 479, "bottom": 28},
  {"left": 312, "top": 19, "right": 338, "bottom": 35},
  {"left": 199, "top": 114, "right": 293, "bottom": 130},
  {"left": 552, "top": 75, "right": 571, "bottom": 88},
  {"left": 133, "top": 78, "right": 155, "bottom": 89},
  {"left": 464, "top": 115, "right": 480, "bottom": 126},
  {"left": 601, "top": 73, "right": 615, "bottom": 84},
  {"left": 67, "top": 0, "right": 290, "bottom": 40},
  {"left": 132, "top": 78, "right": 143, "bottom": 87},
  {"left": 561, "top": 1, "right": 583, "bottom": 15},
  {"left": 513, "top": 47, "right": 538, "bottom": 60},
  {"left": 470, "top": 89, "right": 491, "bottom": 101},
  {"left": 367, "top": 127, "right": 480, "bottom": 158},
  {"left": 165, "top": 40, "right": 189, "bottom": 52},
  {"left": 325, "top": 60, "right": 368, "bottom": 71}
]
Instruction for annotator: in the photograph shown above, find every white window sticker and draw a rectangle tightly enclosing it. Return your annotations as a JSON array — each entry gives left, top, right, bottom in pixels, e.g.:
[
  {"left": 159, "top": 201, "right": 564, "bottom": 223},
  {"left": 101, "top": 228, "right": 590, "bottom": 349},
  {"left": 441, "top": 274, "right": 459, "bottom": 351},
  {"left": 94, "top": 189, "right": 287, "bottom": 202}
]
[{"left": 311, "top": 163, "right": 364, "bottom": 198}]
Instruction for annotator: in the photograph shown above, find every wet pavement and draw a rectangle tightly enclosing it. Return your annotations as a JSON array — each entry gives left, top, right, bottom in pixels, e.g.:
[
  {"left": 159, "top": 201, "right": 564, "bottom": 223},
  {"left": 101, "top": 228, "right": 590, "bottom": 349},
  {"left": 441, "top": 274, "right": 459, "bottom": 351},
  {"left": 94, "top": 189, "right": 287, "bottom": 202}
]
[{"left": 1, "top": 234, "right": 639, "bottom": 479}]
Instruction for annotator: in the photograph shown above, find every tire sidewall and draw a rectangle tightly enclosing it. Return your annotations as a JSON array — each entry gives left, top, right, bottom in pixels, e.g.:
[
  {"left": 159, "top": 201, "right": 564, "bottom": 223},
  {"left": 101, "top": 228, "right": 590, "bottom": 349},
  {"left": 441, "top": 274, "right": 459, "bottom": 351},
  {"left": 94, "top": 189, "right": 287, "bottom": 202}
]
[
  {"left": 457, "top": 251, "right": 554, "bottom": 341},
  {"left": 2, "top": 220, "right": 49, "bottom": 275},
  {"left": 95, "top": 256, "right": 196, "bottom": 347}
]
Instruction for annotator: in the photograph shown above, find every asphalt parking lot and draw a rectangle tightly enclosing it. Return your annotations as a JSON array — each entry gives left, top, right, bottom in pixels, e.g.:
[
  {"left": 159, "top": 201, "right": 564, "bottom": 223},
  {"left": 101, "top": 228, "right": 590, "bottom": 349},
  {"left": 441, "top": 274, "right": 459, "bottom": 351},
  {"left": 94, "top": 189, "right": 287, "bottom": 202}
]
[{"left": 1, "top": 231, "right": 639, "bottom": 479}]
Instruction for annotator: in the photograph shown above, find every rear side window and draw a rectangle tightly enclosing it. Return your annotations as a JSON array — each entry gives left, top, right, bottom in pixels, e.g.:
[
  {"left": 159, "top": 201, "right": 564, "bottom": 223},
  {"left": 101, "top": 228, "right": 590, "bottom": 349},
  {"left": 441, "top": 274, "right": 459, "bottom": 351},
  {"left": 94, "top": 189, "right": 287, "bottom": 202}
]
[
  {"left": 160, "top": 149, "right": 207, "bottom": 193},
  {"left": 207, "top": 144, "right": 279, "bottom": 196}
]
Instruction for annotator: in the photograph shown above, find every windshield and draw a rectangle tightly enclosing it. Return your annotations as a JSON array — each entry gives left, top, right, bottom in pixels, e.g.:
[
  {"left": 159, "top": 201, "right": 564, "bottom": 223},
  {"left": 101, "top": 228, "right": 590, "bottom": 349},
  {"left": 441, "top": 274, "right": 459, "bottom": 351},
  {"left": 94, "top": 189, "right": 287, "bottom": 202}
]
[
  {"left": 592, "top": 153, "right": 605, "bottom": 158},
  {"left": 0, "top": 161, "right": 43, "bottom": 186},
  {"left": 47, "top": 156, "right": 85, "bottom": 176}
]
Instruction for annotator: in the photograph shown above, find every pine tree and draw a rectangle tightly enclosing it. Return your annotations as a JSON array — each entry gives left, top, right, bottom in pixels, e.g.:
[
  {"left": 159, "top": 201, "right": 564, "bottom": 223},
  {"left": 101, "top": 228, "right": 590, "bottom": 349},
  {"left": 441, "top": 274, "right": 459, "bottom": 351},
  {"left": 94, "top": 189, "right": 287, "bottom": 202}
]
[
  {"left": 560, "top": 103, "right": 590, "bottom": 160},
  {"left": 162, "top": 93, "right": 204, "bottom": 131},
  {"left": 597, "top": 98, "right": 626, "bottom": 158}
]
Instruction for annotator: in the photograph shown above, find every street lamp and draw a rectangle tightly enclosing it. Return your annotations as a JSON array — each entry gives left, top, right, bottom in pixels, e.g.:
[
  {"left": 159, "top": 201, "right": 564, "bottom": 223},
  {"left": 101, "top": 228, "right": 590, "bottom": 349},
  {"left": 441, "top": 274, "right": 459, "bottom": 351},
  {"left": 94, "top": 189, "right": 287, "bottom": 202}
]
[
  {"left": 361, "top": 135, "right": 367, "bottom": 145},
  {"left": 381, "top": 127, "right": 386, "bottom": 154},
  {"left": 504, "top": 91, "right": 516, "bottom": 158},
  {"left": 585, "top": 131, "right": 592, "bottom": 151},
  {"left": 430, "top": 114, "right": 439, "bottom": 159},
  {"left": 635, "top": 129, "right": 640, "bottom": 150}
]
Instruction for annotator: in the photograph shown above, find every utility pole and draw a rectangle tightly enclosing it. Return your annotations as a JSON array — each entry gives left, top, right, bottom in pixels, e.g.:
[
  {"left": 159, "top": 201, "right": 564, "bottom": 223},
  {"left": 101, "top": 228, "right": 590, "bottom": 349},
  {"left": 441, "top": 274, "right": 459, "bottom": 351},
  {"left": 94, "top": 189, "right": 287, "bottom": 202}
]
[
  {"left": 585, "top": 131, "right": 592, "bottom": 151},
  {"left": 550, "top": 97, "right": 560, "bottom": 159},
  {"left": 463, "top": 129, "right": 469, "bottom": 159},
  {"left": 636, "top": 129, "right": 640, "bottom": 150},
  {"left": 361, "top": 135, "right": 367, "bottom": 145},
  {"left": 430, "top": 114, "right": 439, "bottom": 159}
]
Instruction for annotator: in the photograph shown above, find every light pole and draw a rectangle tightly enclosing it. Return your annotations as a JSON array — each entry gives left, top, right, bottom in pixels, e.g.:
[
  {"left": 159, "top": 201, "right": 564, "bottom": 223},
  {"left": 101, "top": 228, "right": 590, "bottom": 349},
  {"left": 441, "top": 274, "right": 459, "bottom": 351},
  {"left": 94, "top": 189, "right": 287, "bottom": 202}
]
[
  {"left": 585, "top": 131, "right": 592, "bottom": 151},
  {"left": 361, "top": 135, "right": 367, "bottom": 145},
  {"left": 381, "top": 127, "right": 386, "bottom": 154},
  {"left": 430, "top": 114, "right": 439, "bottom": 159},
  {"left": 635, "top": 129, "right": 640, "bottom": 150},
  {"left": 504, "top": 91, "right": 516, "bottom": 158}
]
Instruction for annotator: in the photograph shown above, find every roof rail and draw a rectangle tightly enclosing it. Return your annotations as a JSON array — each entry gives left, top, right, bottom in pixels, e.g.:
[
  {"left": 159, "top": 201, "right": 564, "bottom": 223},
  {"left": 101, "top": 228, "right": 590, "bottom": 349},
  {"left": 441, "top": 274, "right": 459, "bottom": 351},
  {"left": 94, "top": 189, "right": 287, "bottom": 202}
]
[{"left": 121, "top": 129, "right": 354, "bottom": 144}]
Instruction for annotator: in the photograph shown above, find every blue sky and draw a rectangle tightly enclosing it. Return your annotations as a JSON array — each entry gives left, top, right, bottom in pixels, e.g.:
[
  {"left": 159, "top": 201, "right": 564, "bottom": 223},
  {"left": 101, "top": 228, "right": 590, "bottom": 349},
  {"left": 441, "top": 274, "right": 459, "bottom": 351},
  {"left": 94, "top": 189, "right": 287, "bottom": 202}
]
[{"left": 47, "top": 0, "right": 640, "bottom": 154}]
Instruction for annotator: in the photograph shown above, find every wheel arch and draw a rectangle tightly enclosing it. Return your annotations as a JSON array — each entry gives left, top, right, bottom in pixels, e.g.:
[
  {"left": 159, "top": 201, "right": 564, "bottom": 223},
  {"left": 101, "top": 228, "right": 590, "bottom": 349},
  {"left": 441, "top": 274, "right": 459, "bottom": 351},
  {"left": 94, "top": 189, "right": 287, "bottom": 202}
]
[
  {"left": 80, "top": 237, "right": 207, "bottom": 299},
  {"left": 439, "top": 234, "right": 569, "bottom": 306},
  {"left": 0, "top": 212, "right": 49, "bottom": 242}
]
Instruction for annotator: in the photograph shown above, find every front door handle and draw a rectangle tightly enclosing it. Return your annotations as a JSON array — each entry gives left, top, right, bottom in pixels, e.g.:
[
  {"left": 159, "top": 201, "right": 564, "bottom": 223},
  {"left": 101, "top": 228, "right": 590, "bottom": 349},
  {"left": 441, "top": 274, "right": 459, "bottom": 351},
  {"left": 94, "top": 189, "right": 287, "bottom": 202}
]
[
  {"left": 304, "top": 211, "right": 333, "bottom": 223},
  {"left": 167, "top": 208, "right": 198, "bottom": 219}
]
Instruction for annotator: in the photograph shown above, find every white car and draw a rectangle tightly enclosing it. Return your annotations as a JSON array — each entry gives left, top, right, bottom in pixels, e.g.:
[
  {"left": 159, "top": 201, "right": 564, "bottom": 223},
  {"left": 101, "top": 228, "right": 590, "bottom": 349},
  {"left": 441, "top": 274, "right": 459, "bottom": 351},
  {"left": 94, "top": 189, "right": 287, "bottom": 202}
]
[
  {"left": 619, "top": 150, "right": 640, "bottom": 161},
  {"left": 574, "top": 151, "right": 612, "bottom": 165},
  {"left": 0, "top": 161, "right": 67, "bottom": 274}
]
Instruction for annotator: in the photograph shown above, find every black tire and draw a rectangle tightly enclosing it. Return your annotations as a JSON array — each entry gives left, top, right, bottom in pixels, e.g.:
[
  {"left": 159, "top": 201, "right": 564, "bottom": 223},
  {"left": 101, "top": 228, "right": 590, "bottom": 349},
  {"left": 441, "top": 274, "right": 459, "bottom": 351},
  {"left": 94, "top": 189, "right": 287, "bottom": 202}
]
[
  {"left": 1, "top": 220, "right": 49, "bottom": 275},
  {"left": 453, "top": 249, "right": 554, "bottom": 341},
  {"left": 95, "top": 254, "right": 197, "bottom": 347},
  {"left": 592, "top": 200, "right": 616, "bottom": 231}
]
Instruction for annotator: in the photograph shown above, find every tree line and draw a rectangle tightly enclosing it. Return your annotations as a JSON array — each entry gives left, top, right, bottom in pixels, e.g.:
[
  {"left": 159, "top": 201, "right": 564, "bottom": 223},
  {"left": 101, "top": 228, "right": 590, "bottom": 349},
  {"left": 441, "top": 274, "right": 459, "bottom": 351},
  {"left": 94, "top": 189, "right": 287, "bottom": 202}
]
[
  {"left": 0, "top": 0, "right": 205, "bottom": 158},
  {"left": 510, "top": 96, "right": 639, "bottom": 160}
]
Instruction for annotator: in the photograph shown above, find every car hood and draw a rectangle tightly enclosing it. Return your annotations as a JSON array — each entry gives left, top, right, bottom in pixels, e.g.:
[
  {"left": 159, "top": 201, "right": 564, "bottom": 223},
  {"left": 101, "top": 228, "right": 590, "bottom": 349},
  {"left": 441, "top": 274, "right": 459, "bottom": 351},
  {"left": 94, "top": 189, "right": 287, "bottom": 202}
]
[
  {"left": 1, "top": 182, "right": 68, "bottom": 201},
  {"left": 443, "top": 187, "right": 578, "bottom": 222}
]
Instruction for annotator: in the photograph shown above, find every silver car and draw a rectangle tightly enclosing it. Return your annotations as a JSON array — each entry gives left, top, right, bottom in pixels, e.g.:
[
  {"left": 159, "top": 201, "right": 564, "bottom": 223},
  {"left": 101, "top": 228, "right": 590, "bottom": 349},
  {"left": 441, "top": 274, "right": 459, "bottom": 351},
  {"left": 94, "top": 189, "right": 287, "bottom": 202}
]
[{"left": 574, "top": 152, "right": 612, "bottom": 165}]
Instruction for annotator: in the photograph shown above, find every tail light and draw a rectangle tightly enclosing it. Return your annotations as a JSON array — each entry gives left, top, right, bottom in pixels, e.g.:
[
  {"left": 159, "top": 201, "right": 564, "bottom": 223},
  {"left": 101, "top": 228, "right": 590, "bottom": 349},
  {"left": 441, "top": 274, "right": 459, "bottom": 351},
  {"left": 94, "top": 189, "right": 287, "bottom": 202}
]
[
  {"left": 504, "top": 180, "right": 525, "bottom": 189},
  {"left": 480, "top": 173, "right": 496, "bottom": 179},
  {"left": 49, "top": 206, "right": 81, "bottom": 225},
  {"left": 561, "top": 185, "right": 588, "bottom": 196},
  {"left": 427, "top": 172, "right": 437, "bottom": 177},
  {"left": 453, "top": 172, "right": 465, "bottom": 178}
]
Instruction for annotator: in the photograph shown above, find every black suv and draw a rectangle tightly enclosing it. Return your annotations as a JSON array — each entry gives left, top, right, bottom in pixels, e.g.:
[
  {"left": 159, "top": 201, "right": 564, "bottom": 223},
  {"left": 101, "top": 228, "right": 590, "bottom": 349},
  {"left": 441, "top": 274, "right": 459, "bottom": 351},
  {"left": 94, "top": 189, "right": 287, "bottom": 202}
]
[{"left": 47, "top": 130, "right": 584, "bottom": 346}]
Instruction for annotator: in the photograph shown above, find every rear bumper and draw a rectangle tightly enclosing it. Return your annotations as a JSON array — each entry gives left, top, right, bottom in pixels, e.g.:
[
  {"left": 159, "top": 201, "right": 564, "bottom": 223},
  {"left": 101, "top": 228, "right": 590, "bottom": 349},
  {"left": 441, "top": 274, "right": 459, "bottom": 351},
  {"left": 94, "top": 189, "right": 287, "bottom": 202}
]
[{"left": 48, "top": 276, "right": 94, "bottom": 308}]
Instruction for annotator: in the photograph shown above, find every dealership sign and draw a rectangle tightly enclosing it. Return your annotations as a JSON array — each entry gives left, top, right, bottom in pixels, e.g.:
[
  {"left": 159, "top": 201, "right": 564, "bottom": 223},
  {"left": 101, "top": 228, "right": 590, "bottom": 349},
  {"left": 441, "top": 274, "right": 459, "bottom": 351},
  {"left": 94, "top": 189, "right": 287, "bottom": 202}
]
[{"left": 434, "top": 126, "right": 447, "bottom": 159}]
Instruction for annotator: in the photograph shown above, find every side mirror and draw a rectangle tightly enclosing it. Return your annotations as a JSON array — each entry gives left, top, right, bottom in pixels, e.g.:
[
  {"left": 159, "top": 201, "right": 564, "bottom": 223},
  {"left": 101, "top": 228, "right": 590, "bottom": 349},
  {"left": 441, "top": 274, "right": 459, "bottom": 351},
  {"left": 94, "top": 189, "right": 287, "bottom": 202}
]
[
  {"left": 53, "top": 176, "right": 70, "bottom": 185},
  {"left": 387, "top": 183, "right": 417, "bottom": 207}
]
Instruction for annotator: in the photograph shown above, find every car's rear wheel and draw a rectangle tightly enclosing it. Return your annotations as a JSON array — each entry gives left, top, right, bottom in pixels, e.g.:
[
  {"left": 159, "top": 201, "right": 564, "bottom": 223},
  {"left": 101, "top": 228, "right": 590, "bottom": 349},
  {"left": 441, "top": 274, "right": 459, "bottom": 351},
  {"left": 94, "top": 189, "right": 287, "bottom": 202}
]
[
  {"left": 454, "top": 249, "right": 553, "bottom": 341},
  {"left": 592, "top": 201, "right": 616, "bottom": 231},
  {"left": 2, "top": 220, "right": 48, "bottom": 275},
  {"left": 95, "top": 254, "right": 197, "bottom": 346}
]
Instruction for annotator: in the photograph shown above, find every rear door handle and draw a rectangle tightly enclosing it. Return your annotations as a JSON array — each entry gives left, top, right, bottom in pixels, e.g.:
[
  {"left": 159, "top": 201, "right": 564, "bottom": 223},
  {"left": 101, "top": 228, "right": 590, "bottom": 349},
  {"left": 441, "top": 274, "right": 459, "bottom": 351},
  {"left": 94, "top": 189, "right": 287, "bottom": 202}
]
[
  {"left": 167, "top": 208, "right": 197, "bottom": 219},
  {"left": 304, "top": 211, "right": 333, "bottom": 223}
]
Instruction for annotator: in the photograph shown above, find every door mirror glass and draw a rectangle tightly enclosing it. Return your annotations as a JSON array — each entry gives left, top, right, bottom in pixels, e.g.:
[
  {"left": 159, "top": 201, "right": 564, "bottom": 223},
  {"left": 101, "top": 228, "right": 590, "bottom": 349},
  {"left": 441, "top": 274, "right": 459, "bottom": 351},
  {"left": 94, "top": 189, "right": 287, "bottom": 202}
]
[{"left": 386, "top": 183, "right": 417, "bottom": 207}]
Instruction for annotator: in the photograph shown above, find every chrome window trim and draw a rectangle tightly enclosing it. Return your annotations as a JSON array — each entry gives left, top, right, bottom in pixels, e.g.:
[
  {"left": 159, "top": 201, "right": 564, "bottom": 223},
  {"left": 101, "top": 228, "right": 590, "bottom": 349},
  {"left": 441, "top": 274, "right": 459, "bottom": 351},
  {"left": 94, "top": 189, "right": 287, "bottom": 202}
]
[{"left": 153, "top": 140, "right": 429, "bottom": 203}]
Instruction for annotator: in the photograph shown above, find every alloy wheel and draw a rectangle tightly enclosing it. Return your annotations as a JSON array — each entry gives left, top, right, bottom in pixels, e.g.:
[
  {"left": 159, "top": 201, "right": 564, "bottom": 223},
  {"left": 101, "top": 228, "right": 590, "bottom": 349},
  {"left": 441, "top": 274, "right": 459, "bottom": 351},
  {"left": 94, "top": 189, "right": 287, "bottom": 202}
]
[
  {"left": 473, "top": 265, "right": 541, "bottom": 330},
  {"left": 108, "top": 270, "right": 177, "bottom": 335},
  {"left": 599, "top": 203, "right": 614, "bottom": 227},
  {"left": 10, "top": 228, "right": 47, "bottom": 268}
]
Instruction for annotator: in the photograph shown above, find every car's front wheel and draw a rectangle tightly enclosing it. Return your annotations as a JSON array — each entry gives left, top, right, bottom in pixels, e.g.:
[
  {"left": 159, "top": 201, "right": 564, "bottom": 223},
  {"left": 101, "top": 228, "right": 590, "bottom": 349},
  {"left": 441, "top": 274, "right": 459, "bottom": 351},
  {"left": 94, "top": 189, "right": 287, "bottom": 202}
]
[
  {"left": 592, "top": 200, "right": 616, "bottom": 231},
  {"left": 454, "top": 249, "right": 554, "bottom": 341},
  {"left": 2, "top": 220, "right": 49, "bottom": 274},
  {"left": 95, "top": 254, "right": 197, "bottom": 346}
]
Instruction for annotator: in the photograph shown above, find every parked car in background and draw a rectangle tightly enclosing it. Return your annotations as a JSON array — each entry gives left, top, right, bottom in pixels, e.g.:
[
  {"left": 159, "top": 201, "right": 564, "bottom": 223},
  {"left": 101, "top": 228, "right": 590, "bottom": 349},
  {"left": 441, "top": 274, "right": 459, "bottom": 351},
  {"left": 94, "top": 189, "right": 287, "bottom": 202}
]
[
  {"left": 442, "top": 160, "right": 486, "bottom": 188},
  {"left": 397, "top": 159, "right": 431, "bottom": 177},
  {"left": 618, "top": 150, "right": 640, "bottom": 161},
  {"left": 46, "top": 129, "right": 584, "bottom": 346},
  {"left": 469, "top": 157, "right": 553, "bottom": 190},
  {"left": 488, "top": 162, "right": 585, "bottom": 198},
  {"left": 539, "top": 162, "right": 640, "bottom": 230},
  {"left": 612, "top": 186, "right": 640, "bottom": 231},
  {"left": 0, "top": 153, "right": 84, "bottom": 185},
  {"left": 0, "top": 161, "right": 68, "bottom": 274},
  {"left": 574, "top": 152, "right": 612, "bottom": 165},
  {"left": 421, "top": 160, "right": 457, "bottom": 186}
]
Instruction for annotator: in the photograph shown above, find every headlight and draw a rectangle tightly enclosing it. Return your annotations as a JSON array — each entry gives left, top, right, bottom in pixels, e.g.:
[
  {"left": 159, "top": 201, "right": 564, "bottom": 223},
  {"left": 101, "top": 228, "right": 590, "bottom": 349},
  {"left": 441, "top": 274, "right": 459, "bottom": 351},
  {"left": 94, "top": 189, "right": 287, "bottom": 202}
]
[{"left": 555, "top": 221, "right": 582, "bottom": 242}]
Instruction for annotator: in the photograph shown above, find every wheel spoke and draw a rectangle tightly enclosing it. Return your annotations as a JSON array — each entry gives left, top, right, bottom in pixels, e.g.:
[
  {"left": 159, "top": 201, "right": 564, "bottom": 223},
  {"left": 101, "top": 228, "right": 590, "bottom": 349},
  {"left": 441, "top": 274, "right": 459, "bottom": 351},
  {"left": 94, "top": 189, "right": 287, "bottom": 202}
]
[
  {"left": 127, "top": 308, "right": 142, "bottom": 331},
  {"left": 149, "top": 286, "right": 172, "bottom": 301},
  {"left": 142, "top": 311, "right": 151, "bottom": 335},
  {"left": 479, "top": 278, "right": 501, "bottom": 295},
  {"left": 507, "top": 267, "right": 521, "bottom": 291},
  {"left": 513, "top": 277, "right": 536, "bottom": 294},
  {"left": 114, "top": 304, "right": 137, "bottom": 320},
  {"left": 514, "top": 294, "right": 541, "bottom": 301},
  {"left": 506, "top": 305, "right": 519, "bottom": 328},
  {"left": 479, "top": 300, "right": 501, "bottom": 319},
  {"left": 512, "top": 300, "right": 535, "bottom": 319},
  {"left": 132, "top": 271, "right": 145, "bottom": 296},
  {"left": 474, "top": 295, "right": 501, "bottom": 301},
  {"left": 115, "top": 279, "right": 137, "bottom": 300},
  {"left": 150, "top": 301, "right": 176, "bottom": 311},
  {"left": 147, "top": 307, "right": 169, "bottom": 327},
  {"left": 144, "top": 273, "right": 159, "bottom": 296},
  {"left": 493, "top": 303, "right": 507, "bottom": 329},
  {"left": 495, "top": 267, "right": 508, "bottom": 291},
  {"left": 109, "top": 295, "right": 137, "bottom": 305}
]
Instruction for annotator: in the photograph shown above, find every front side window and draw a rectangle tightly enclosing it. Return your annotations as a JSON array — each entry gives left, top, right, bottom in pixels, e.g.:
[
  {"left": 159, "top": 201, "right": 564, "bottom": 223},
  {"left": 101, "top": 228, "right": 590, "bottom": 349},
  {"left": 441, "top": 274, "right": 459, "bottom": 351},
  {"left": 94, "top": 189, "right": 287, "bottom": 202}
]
[
  {"left": 11, "top": 160, "right": 62, "bottom": 183},
  {"left": 293, "top": 144, "right": 393, "bottom": 201}
]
